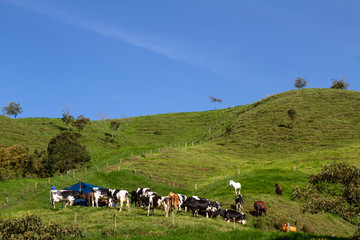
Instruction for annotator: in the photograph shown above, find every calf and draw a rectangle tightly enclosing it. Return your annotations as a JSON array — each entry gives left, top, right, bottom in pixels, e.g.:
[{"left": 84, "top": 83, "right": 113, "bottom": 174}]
[
  {"left": 235, "top": 194, "right": 244, "bottom": 212},
  {"left": 218, "top": 209, "right": 246, "bottom": 224},
  {"left": 275, "top": 184, "right": 282, "bottom": 196},
  {"left": 147, "top": 194, "right": 171, "bottom": 217},
  {"left": 281, "top": 223, "right": 297, "bottom": 232},
  {"left": 177, "top": 194, "right": 187, "bottom": 211},
  {"left": 93, "top": 187, "right": 112, "bottom": 207},
  {"left": 108, "top": 189, "right": 130, "bottom": 212},
  {"left": 168, "top": 192, "right": 179, "bottom": 212},
  {"left": 50, "top": 190, "right": 80, "bottom": 209},
  {"left": 79, "top": 192, "right": 94, "bottom": 207},
  {"left": 254, "top": 201, "right": 267, "bottom": 217}
]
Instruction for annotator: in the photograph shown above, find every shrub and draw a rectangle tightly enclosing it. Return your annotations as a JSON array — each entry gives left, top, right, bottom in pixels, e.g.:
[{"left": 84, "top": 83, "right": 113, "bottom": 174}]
[
  {"left": 330, "top": 78, "right": 349, "bottom": 89},
  {"left": 0, "top": 215, "right": 84, "bottom": 239}
]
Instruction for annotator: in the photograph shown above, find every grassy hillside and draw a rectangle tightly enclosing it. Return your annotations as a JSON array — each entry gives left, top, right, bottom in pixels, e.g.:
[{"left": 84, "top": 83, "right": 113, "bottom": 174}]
[{"left": 1, "top": 88, "right": 360, "bottom": 239}]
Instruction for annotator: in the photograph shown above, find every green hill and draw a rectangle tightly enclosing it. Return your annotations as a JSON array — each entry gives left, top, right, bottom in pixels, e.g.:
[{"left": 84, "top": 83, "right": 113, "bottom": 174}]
[{"left": 0, "top": 88, "right": 359, "bottom": 239}]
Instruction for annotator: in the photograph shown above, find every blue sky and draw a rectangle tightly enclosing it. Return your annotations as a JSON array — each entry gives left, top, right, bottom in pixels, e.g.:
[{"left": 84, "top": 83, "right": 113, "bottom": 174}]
[{"left": 1, "top": 0, "right": 359, "bottom": 120}]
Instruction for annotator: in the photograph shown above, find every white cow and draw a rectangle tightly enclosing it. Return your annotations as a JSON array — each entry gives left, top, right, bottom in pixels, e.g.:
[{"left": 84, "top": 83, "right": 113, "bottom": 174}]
[
  {"left": 229, "top": 180, "right": 241, "bottom": 195},
  {"left": 108, "top": 189, "right": 131, "bottom": 212}
]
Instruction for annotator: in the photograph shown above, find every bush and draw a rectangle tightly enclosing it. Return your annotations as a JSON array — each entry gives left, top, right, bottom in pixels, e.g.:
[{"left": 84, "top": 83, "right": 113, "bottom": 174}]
[
  {"left": 0, "top": 215, "right": 84, "bottom": 239},
  {"left": 45, "top": 131, "right": 90, "bottom": 175},
  {"left": 330, "top": 78, "right": 349, "bottom": 89}
]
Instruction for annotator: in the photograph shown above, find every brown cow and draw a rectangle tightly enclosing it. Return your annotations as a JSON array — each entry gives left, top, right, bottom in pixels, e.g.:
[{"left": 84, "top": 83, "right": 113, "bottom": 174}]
[
  {"left": 168, "top": 192, "right": 179, "bottom": 212},
  {"left": 254, "top": 201, "right": 267, "bottom": 217},
  {"left": 275, "top": 183, "right": 282, "bottom": 196},
  {"left": 79, "top": 192, "right": 94, "bottom": 207}
]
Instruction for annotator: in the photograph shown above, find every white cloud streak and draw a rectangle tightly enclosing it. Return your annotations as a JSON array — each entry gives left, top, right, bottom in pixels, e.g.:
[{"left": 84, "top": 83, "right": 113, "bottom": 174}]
[{"left": 4, "top": 0, "right": 214, "bottom": 70}]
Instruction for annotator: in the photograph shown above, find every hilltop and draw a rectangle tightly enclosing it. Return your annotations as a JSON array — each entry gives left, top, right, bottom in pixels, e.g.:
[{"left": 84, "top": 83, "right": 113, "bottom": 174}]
[{"left": 0, "top": 88, "right": 360, "bottom": 239}]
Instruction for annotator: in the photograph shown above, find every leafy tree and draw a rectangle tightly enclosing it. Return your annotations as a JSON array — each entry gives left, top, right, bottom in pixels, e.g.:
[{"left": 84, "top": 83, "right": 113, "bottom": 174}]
[
  {"left": 2, "top": 102, "right": 23, "bottom": 118},
  {"left": 46, "top": 131, "right": 90, "bottom": 175},
  {"left": 330, "top": 77, "right": 349, "bottom": 89},
  {"left": 294, "top": 77, "right": 307, "bottom": 90},
  {"left": 61, "top": 105, "right": 74, "bottom": 130},
  {"left": 71, "top": 115, "right": 91, "bottom": 134},
  {"left": 110, "top": 120, "right": 121, "bottom": 139},
  {"left": 209, "top": 96, "right": 222, "bottom": 110},
  {"left": 287, "top": 109, "right": 297, "bottom": 128},
  {"left": 0, "top": 145, "right": 31, "bottom": 180},
  {"left": 291, "top": 162, "right": 360, "bottom": 226}
]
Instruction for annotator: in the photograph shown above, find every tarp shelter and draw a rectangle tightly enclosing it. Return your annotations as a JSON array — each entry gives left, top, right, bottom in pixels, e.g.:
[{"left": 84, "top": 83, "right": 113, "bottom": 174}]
[{"left": 62, "top": 181, "right": 106, "bottom": 206}]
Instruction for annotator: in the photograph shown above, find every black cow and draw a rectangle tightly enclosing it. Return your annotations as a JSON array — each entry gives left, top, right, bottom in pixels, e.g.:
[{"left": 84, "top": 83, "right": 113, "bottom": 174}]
[
  {"left": 218, "top": 209, "right": 246, "bottom": 224},
  {"left": 235, "top": 194, "right": 244, "bottom": 211},
  {"left": 184, "top": 197, "right": 217, "bottom": 218}
]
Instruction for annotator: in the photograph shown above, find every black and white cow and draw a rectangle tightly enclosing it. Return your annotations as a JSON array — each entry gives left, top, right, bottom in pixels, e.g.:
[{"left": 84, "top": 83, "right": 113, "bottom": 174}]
[
  {"left": 50, "top": 190, "right": 80, "bottom": 209},
  {"left": 177, "top": 194, "right": 187, "bottom": 211},
  {"left": 108, "top": 189, "right": 130, "bottom": 212},
  {"left": 147, "top": 194, "right": 171, "bottom": 217},
  {"left": 235, "top": 194, "right": 244, "bottom": 212},
  {"left": 218, "top": 209, "right": 246, "bottom": 224},
  {"left": 130, "top": 188, "right": 151, "bottom": 207},
  {"left": 183, "top": 196, "right": 218, "bottom": 218},
  {"left": 93, "top": 187, "right": 112, "bottom": 207}
]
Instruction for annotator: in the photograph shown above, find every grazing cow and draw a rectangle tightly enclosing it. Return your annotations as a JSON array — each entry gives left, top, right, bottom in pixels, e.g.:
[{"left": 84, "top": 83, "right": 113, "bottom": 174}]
[
  {"left": 183, "top": 197, "right": 217, "bottom": 218},
  {"left": 108, "top": 189, "right": 130, "bottom": 212},
  {"left": 217, "top": 209, "right": 246, "bottom": 224},
  {"left": 50, "top": 190, "right": 80, "bottom": 209},
  {"left": 147, "top": 194, "right": 171, "bottom": 217},
  {"left": 275, "top": 184, "right": 283, "bottom": 196},
  {"left": 281, "top": 223, "right": 297, "bottom": 232},
  {"left": 177, "top": 194, "right": 187, "bottom": 211},
  {"left": 235, "top": 194, "right": 244, "bottom": 212},
  {"left": 79, "top": 192, "right": 94, "bottom": 207},
  {"left": 130, "top": 188, "right": 151, "bottom": 207},
  {"left": 229, "top": 180, "right": 241, "bottom": 195},
  {"left": 254, "top": 201, "right": 267, "bottom": 217},
  {"left": 93, "top": 187, "right": 112, "bottom": 207},
  {"left": 168, "top": 192, "right": 179, "bottom": 212}
]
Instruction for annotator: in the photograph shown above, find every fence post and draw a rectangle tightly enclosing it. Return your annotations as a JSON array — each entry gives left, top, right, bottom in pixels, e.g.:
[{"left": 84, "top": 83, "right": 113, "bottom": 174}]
[
  {"left": 192, "top": 142, "right": 194, "bottom": 147},
  {"left": 134, "top": 169, "right": 136, "bottom": 174},
  {"left": 185, "top": 143, "right": 187, "bottom": 148},
  {"left": 195, "top": 184, "right": 197, "bottom": 190},
  {"left": 158, "top": 148, "right": 161, "bottom": 152},
  {"left": 61, "top": 174, "right": 62, "bottom": 180},
  {"left": 172, "top": 211, "right": 175, "bottom": 225},
  {"left": 35, "top": 182, "right": 37, "bottom": 189},
  {"left": 150, "top": 174, "right": 152, "bottom": 179},
  {"left": 74, "top": 212, "right": 77, "bottom": 225},
  {"left": 114, "top": 213, "right": 117, "bottom": 230},
  {"left": 6, "top": 197, "right": 9, "bottom": 206},
  {"left": 97, "top": 165, "right": 99, "bottom": 171},
  {"left": 294, "top": 165, "right": 296, "bottom": 171},
  {"left": 48, "top": 177, "right": 51, "bottom": 183},
  {"left": 118, "top": 166, "right": 120, "bottom": 171},
  {"left": 233, "top": 217, "right": 236, "bottom": 229}
]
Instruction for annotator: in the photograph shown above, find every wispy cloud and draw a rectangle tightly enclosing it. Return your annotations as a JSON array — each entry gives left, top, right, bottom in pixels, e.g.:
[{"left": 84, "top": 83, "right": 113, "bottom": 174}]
[{"left": 3, "top": 0, "right": 215, "bottom": 70}]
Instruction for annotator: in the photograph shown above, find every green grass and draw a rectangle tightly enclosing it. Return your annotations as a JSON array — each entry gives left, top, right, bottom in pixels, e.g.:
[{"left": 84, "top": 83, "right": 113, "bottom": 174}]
[{"left": 1, "top": 88, "right": 360, "bottom": 239}]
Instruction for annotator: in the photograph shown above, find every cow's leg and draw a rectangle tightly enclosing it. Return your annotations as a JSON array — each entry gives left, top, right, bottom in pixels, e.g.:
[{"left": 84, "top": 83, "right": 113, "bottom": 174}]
[
  {"left": 127, "top": 199, "right": 130, "bottom": 212},
  {"left": 152, "top": 208, "right": 154, "bottom": 216},
  {"left": 119, "top": 201, "right": 123, "bottom": 212},
  {"left": 206, "top": 211, "right": 209, "bottom": 218},
  {"left": 147, "top": 205, "right": 150, "bottom": 216}
]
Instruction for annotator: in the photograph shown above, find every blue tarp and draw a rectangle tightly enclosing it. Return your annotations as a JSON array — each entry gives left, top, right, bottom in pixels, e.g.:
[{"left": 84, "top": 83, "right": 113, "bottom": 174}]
[{"left": 62, "top": 182, "right": 106, "bottom": 206}]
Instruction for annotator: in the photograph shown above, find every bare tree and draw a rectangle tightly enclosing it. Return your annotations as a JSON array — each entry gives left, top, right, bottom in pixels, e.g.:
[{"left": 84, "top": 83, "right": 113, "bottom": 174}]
[
  {"left": 98, "top": 112, "right": 109, "bottom": 134},
  {"left": 209, "top": 96, "right": 222, "bottom": 110},
  {"left": 61, "top": 105, "right": 74, "bottom": 130}
]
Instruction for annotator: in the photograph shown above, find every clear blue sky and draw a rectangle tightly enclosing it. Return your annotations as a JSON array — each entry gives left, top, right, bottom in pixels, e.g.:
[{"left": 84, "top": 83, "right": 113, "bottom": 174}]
[{"left": 1, "top": 0, "right": 359, "bottom": 120}]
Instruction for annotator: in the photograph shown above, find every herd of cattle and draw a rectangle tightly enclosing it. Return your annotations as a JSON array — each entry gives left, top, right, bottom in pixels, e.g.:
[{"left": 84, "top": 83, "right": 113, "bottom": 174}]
[{"left": 49, "top": 180, "right": 285, "bottom": 226}]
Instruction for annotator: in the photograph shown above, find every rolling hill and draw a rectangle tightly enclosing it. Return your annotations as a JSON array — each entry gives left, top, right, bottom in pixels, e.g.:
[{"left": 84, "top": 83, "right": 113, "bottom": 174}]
[{"left": 0, "top": 88, "right": 359, "bottom": 239}]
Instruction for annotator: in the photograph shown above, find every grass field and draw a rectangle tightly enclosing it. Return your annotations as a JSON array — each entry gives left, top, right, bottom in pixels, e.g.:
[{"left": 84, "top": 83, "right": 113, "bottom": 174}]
[{"left": 0, "top": 88, "right": 359, "bottom": 239}]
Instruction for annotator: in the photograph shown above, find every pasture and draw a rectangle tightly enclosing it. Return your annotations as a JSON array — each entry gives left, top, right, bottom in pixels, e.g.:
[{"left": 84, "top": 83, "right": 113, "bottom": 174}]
[{"left": 1, "top": 88, "right": 360, "bottom": 239}]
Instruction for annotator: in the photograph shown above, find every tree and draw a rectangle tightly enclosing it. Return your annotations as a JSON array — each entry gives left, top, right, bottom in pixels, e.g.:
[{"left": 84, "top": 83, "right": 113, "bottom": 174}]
[
  {"left": 98, "top": 112, "right": 108, "bottom": 134},
  {"left": 330, "top": 77, "right": 349, "bottom": 89},
  {"left": 294, "top": 77, "right": 307, "bottom": 90},
  {"left": 61, "top": 105, "right": 74, "bottom": 130},
  {"left": 2, "top": 102, "right": 23, "bottom": 118},
  {"left": 46, "top": 131, "right": 90, "bottom": 175},
  {"left": 209, "top": 96, "right": 222, "bottom": 110},
  {"left": 110, "top": 120, "right": 121, "bottom": 139},
  {"left": 71, "top": 115, "right": 91, "bottom": 134},
  {"left": 287, "top": 109, "right": 297, "bottom": 128},
  {"left": 291, "top": 162, "right": 360, "bottom": 226}
]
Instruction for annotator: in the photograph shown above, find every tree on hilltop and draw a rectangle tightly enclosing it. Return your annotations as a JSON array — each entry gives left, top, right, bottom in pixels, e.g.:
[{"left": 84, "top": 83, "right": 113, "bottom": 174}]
[
  {"left": 294, "top": 77, "right": 307, "bottom": 90},
  {"left": 2, "top": 102, "right": 23, "bottom": 118},
  {"left": 61, "top": 105, "right": 74, "bottom": 130},
  {"left": 110, "top": 120, "right": 121, "bottom": 139},
  {"left": 330, "top": 77, "right": 349, "bottom": 89},
  {"left": 209, "top": 96, "right": 222, "bottom": 110},
  {"left": 72, "top": 115, "right": 91, "bottom": 134}
]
